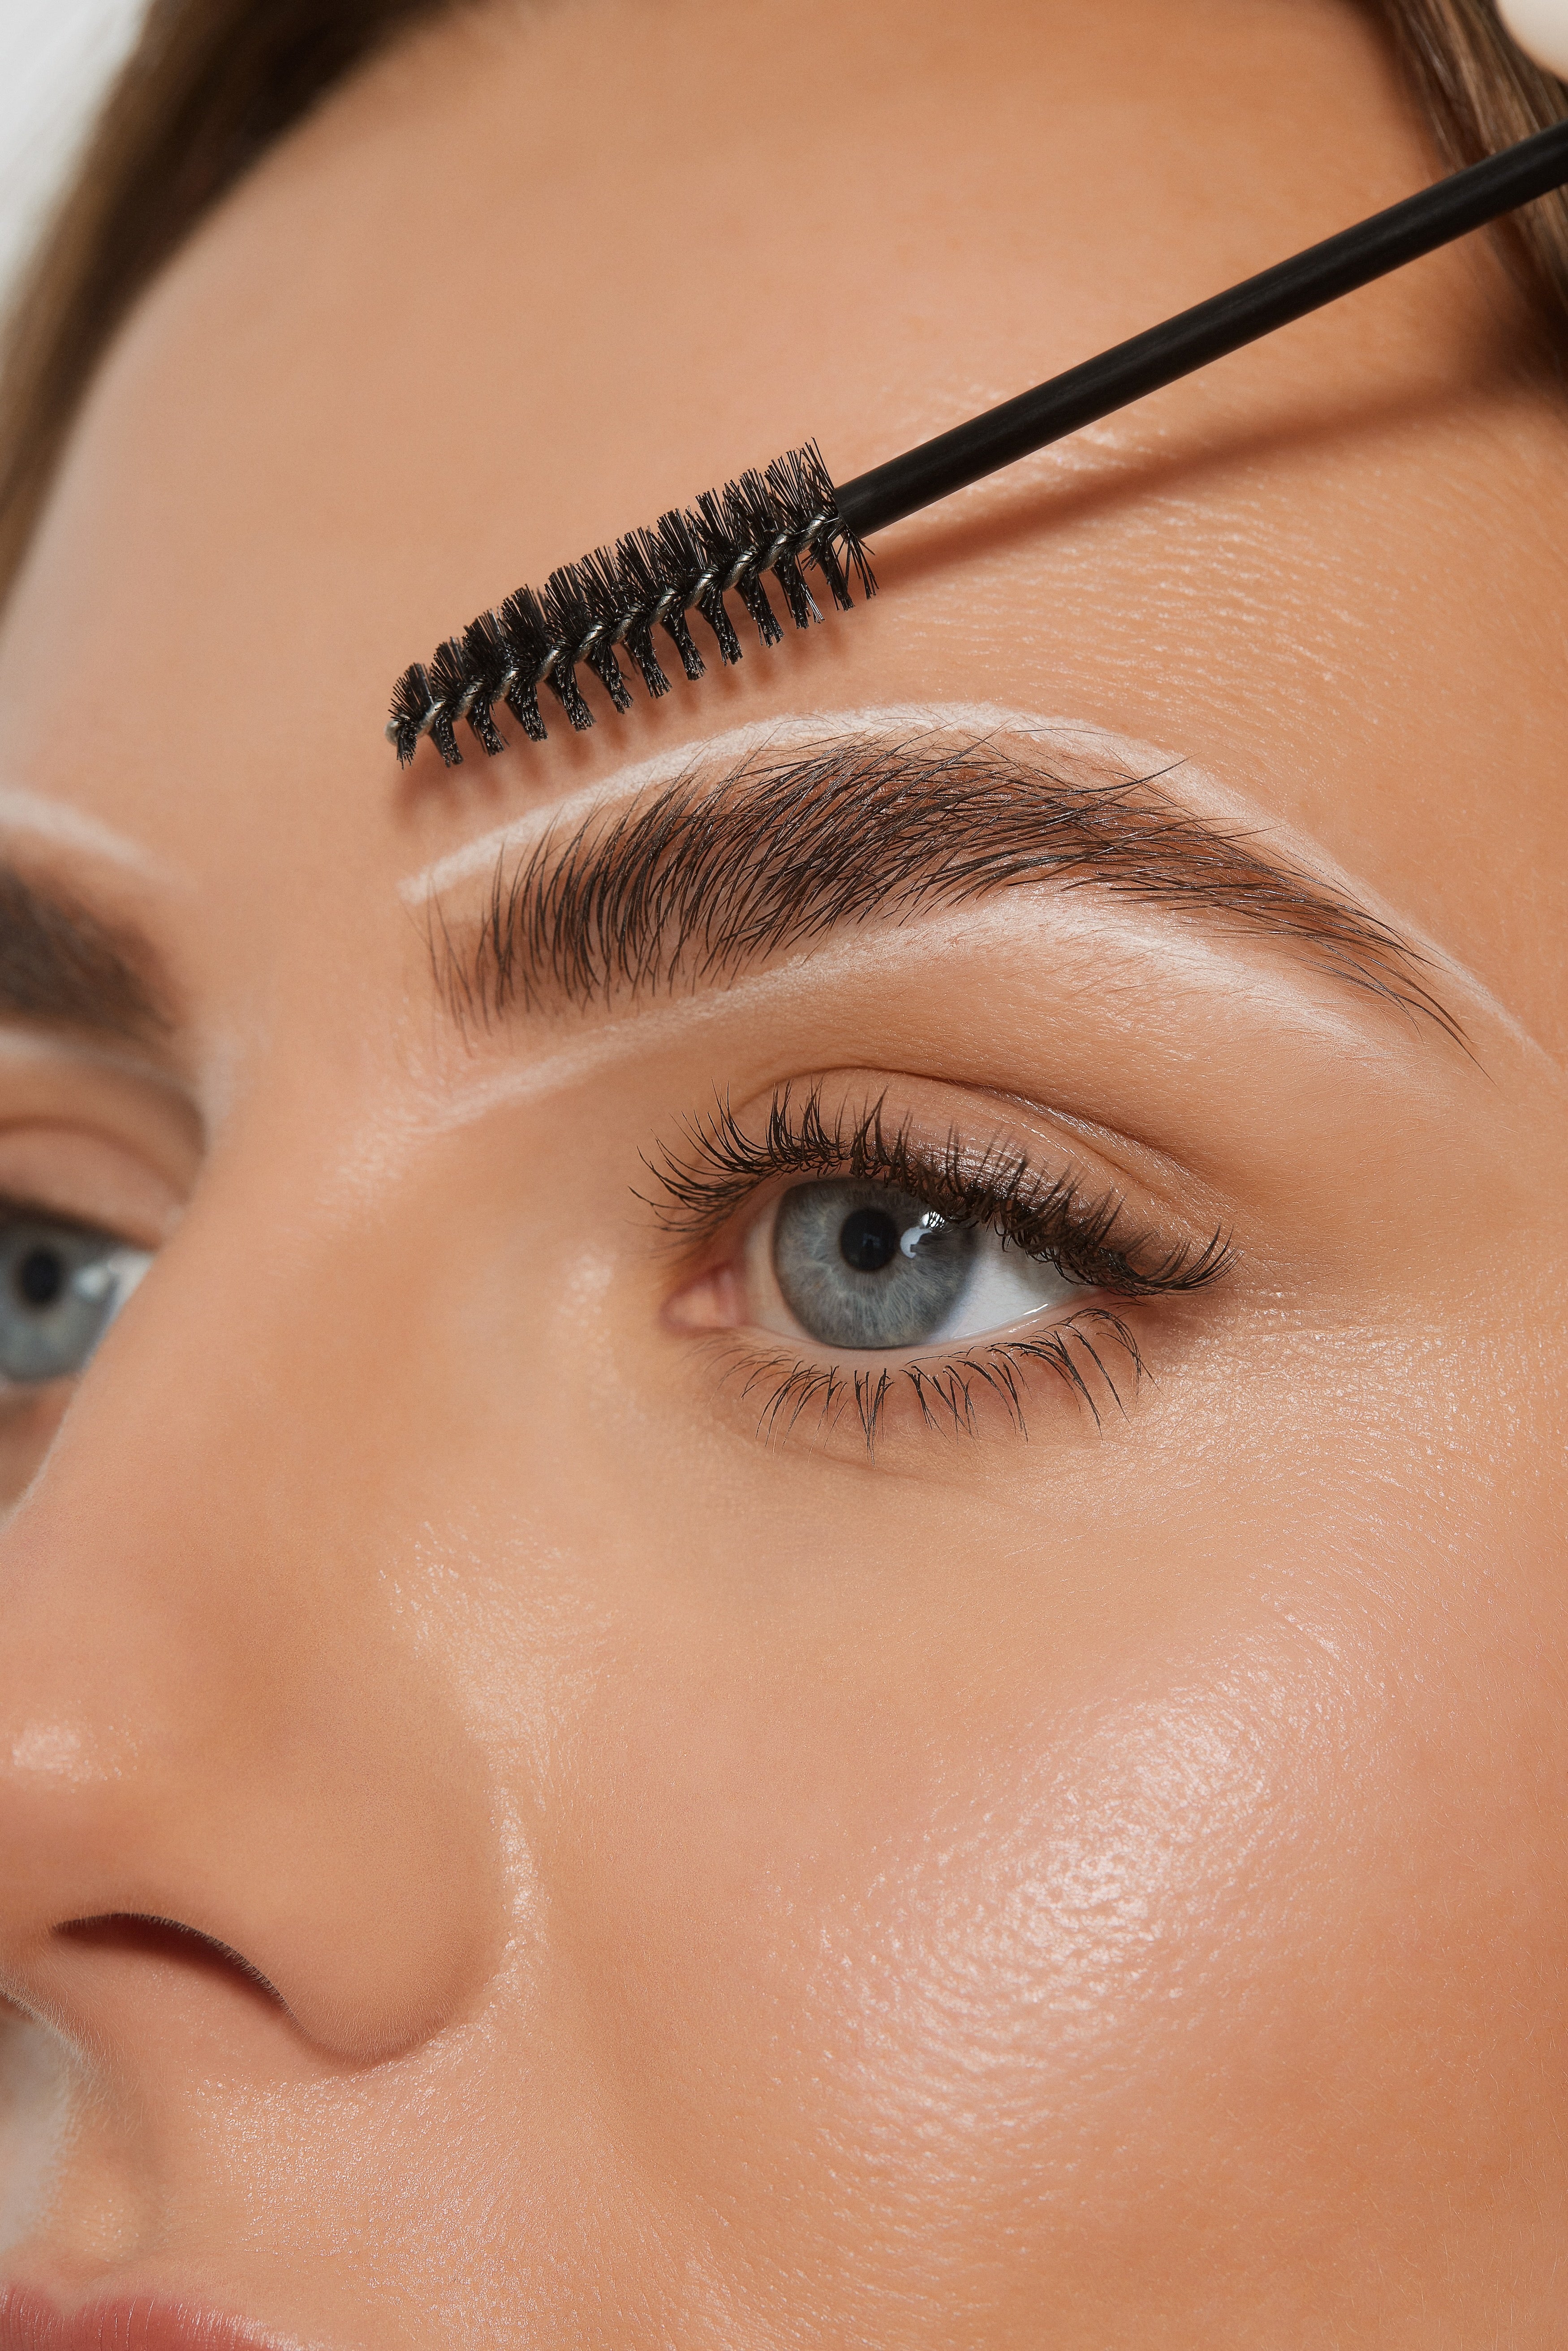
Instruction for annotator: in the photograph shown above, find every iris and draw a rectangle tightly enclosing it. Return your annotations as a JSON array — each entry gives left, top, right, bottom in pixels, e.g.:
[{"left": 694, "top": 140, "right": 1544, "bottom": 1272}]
[{"left": 773, "top": 1181, "right": 978, "bottom": 1350}]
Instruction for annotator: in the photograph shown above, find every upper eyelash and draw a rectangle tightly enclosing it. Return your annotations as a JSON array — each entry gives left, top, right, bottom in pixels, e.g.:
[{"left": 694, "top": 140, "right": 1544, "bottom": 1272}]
[
  {"left": 644, "top": 1083, "right": 1233, "bottom": 1296},
  {"left": 0, "top": 1192, "right": 105, "bottom": 1235}
]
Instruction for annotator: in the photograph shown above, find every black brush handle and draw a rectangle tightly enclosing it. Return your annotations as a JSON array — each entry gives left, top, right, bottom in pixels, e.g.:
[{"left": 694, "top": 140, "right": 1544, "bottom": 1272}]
[{"left": 835, "top": 116, "right": 1568, "bottom": 538}]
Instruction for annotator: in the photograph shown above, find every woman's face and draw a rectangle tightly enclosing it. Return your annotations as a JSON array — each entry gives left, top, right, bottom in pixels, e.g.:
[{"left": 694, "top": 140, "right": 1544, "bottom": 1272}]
[{"left": 0, "top": 0, "right": 1564, "bottom": 2341}]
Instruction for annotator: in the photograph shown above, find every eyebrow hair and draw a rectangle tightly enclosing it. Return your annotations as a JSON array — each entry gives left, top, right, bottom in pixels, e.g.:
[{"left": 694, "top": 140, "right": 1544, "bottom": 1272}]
[
  {"left": 434, "top": 733, "right": 1460, "bottom": 1042},
  {"left": 0, "top": 862, "right": 169, "bottom": 1040}
]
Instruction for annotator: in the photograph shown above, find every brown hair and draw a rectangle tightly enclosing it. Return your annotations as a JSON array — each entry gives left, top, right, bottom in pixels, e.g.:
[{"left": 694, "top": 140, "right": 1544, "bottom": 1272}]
[{"left": 0, "top": 0, "right": 1563, "bottom": 612}]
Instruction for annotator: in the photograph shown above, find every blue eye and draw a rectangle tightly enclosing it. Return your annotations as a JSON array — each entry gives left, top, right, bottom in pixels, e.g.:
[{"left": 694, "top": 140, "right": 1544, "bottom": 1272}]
[
  {"left": 0, "top": 1218, "right": 151, "bottom": 1386},
  {"left": 770, "top": 1180, "right": 1082, "bottom": 1352}
]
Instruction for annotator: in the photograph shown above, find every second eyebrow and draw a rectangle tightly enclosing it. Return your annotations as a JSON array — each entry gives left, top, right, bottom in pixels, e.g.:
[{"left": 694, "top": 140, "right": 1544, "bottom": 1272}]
[{"left": 0, "top": 861, "right": 170, "bottom": 1041}]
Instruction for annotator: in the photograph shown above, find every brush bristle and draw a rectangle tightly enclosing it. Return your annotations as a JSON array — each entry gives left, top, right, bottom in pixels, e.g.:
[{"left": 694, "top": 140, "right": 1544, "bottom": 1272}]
[{"left": 385, "top": 441, "right": 873, "bottom": 766}]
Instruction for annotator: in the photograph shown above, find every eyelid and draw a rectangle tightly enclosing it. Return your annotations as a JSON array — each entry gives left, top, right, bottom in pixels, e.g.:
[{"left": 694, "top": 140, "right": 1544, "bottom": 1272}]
[
  {"left": 0, "top": 1127, "right": 183, "bottom": 1253},
  {"left": 0, "top": 1188, "right": 136, "bottom": 1238},
  {"left": 643, "top": 1080, "right": 1169, "bottom": 1252}
]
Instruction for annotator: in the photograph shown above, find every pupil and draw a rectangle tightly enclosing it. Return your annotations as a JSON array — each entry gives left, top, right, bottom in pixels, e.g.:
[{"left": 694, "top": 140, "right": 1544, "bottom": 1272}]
[
  {"left": 16, "top": 1246, "right": 65, "bottom": 1309},
  {"left": 839, "top": 1207, "right": 900, "bottom": 1274}
]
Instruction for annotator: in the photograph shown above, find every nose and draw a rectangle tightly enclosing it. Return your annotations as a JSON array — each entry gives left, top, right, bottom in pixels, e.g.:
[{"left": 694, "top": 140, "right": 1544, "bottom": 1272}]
[{"left": 0, "top": 1167, "right": 501, "bottom": 2065}]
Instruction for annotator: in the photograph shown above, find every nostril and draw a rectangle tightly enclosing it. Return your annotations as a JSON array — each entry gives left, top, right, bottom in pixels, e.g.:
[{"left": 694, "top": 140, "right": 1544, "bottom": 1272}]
[{"left": 57, "top": 1914, "right": 288, "bottom": 2009}]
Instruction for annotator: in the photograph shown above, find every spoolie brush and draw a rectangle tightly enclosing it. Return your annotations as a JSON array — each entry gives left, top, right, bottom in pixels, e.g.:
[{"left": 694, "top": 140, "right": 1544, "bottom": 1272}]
[
  {"left": 386, "top": 448, "right": 870, "bottom": 768},
  {"left": 388, "top": 116, "right": 1568, "bottom": 766}
]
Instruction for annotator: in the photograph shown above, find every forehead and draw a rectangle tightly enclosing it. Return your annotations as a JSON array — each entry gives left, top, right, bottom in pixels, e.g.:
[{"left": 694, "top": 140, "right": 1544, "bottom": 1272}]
[{"left": 0, "top": 0, "right": 1563, "bottom": 1041}]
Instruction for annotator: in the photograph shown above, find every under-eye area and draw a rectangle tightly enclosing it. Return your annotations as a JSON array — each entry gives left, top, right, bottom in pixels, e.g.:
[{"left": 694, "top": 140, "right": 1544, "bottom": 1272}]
[{"left": 654, "top": 1081, "right": 1232, "bottom": 1449}]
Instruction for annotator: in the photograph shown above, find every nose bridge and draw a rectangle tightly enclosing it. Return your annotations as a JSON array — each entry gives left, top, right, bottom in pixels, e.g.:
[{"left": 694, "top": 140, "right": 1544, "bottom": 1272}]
[{"left": 0, "top": 1180, "right": 502, "bottom": 2063}]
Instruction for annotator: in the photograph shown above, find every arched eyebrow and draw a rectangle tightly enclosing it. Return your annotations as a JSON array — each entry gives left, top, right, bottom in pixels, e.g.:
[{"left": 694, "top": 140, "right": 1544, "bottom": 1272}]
[
  {"left": 0, "top": 862, "right": 169, "bottom": 1041},
  {"left": 430, "top": 733, "right": 1460, "bottom": 1045}
]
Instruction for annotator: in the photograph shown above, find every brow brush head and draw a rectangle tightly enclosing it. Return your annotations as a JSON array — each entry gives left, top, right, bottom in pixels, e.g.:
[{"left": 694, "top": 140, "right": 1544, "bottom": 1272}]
[{"left": 387, "top": 443, "right": 875, "bottom": 767}]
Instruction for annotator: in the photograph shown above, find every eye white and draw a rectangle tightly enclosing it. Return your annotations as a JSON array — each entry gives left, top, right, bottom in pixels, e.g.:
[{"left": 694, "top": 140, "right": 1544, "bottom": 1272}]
[{"left": 922, "top": 1228, "right": 1081, "bottom": 1344}]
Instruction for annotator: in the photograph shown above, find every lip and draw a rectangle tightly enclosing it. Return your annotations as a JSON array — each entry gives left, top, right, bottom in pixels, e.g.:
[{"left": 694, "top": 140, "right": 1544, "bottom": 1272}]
[{"left": 0, "top": 2289, "right": 293, "bottom": 2351}]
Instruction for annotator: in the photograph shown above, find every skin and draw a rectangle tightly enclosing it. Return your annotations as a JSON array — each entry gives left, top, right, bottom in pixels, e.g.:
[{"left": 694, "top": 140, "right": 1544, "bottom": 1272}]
[{"left": 0, "top": 0, "right": 1565, "bottom": 2341}]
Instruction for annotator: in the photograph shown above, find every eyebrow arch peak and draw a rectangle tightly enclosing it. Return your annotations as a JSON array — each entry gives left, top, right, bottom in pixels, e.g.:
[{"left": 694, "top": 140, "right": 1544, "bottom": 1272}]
[{"left": 431, "top": 730, "right": 1459, "bottom": 1044}]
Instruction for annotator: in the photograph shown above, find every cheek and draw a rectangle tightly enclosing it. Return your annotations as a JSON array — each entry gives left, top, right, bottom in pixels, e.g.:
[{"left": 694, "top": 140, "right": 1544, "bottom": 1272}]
[{"left": 535, "top": 1575, "right": 1568, "bottom": 2329}]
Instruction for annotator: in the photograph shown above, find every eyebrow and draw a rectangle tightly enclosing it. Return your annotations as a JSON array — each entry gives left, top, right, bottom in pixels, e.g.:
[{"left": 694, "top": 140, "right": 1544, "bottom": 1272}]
[
  {"left": 0, "top": 861, "right": 169, "bottom": 1040},
  {"left": 433, "top": 732, "right": 1459, "bottom": 1041}
]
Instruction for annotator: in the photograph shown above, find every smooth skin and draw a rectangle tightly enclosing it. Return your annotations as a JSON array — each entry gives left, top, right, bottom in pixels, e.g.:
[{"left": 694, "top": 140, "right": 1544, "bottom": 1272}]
[{"left": 0, "top": 0, "right": 1566, "bottom": 2343}]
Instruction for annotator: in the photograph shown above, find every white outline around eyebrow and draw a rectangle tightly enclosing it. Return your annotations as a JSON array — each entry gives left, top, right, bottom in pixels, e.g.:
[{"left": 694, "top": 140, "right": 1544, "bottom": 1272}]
[
  {"left": 0, "top": 782, "right": 173, "bottom": 880},
  {"left": 398, "top": 703, "right": 1558, "bottom": 1070},
  {"left": 399, "top": 715, "right": 870, "bottom": 902}
]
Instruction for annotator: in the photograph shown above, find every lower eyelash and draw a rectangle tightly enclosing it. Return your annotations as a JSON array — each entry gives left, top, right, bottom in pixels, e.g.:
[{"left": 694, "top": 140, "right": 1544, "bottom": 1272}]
[{"left": 712, "top": 1306, "right": 1146, "bottom": 1454}]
